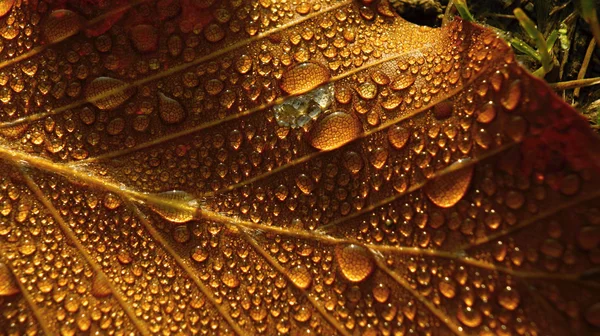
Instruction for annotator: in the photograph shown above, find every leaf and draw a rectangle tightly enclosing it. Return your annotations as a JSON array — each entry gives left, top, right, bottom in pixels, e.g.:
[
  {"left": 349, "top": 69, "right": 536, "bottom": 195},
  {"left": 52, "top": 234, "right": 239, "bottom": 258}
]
[{"left": 0, "top": 0, "right": 599, "bottom": 335}]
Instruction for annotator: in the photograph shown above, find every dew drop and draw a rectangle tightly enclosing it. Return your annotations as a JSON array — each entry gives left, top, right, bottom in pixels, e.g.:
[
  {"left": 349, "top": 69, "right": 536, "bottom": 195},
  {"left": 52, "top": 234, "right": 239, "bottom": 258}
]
[
  {"left": 191, "top": 246, "right": 208, "bottom": 262},
  {"left": 476, "top": 102, "right": 496, "bottom": 124},
  {"left": 497, "top": 286, "right": 520, "bottom": 310},
  {"left": 294, "top": 305, "right": 312, "bottom": 322},
  {"left": 388, "top": 125, "right": 410, "bottom": 149},
  {"left": 501, "top": 80, "right": 522, "bottom": 111},
  {"left": 204, "top": 23, "right": 225, "bottom": 42},
  {"left": 425, "top": 161, "right": 473, "bottom": 208},
  {"left": 158, "top": 92, "right": 186, "bottom": 124},
  {"left": 236, "top": 55, "right": 253, "bottom": 74},
  {"left": 391, "top": 73, "right": 415, "bottom": 91},
  {"left": 310, "top": 112, "right": 361, "bottom": 151},
  {"left": 281, "top": 62, "right": 330, "bottom": 95},
  {"left": 289, "top": 265, "right": 312, "bottom": 289},
  {"left": 44, "top": 10, "right": 82, "bottom": 43},
  {"left": 356, "top": 82, "right": 377, "bottom": 100},
  {"left": 0, "top": 263, "right": 19, "bottom": 296},
  {"left": 438, "top": 277, "right": 456, "bottom": 298},
  {"left": 0, "top": 0, "right": 14, "bottom": 18},
  {"left": 147, "top": 190, "right": 199, "bottom": 224},
  {"left": 85, "top": 77, "right": 135, "bottom": 110},
  {"left": 103, "top": 193, "right": 121, "bottom": 210},
  {"left": 91, "top": 273, "right": 112, "bottom": 298},
  {"left": 335, "top": 244, "right": 374, "bottom": 283},
  {"left": 457, "top": 305, "right": 482, "bottom": 328},
  {"left": 296, "top": 174, "right": 314, "bottom": 195},
  {"left": 130, "top": 24, "right": 158, "bottom": 52},
  {"left": 221, "top": 271, "right": 240, "bottom": 288},
  {"left": 372, "top": 283, "right": 390, "bottom": 303}
]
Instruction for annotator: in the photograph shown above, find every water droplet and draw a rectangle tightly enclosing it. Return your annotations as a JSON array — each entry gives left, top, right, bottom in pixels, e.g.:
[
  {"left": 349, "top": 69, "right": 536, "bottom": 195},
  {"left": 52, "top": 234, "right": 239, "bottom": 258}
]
[
  {"left": 370, "top": 147, "right": 388, "bottom": 169},
  {"left": 310, "top": 112, "right": 361, "bottom": 151},
  {"left": 0, "top": 263, "right": 19, "bottom": 296},
  {"left": 371, "top": 70, "right": 390, "bottom": 85},
  {"left": 296, "top": 174, "right": 314, "bottom": 194},
  {"left": 289, "top": 265, "right": 312, "bottom": 289},
  {"left": 130, "top": 24, "right": 158, "bottom": 52},
  {"left": 356, "top": 82, "right": 377, "bottom": 100},
  {"left": 44, "top": 10, "right": 82, "bottom": 43},
  {"left": 85, "top": 77, "right": 135, "bottom": 110},
  {"left": 335, "top": 244, "right": 374, "bottom": 283},
  {"left": 236, "top": 55, "right": 253, "bottom": 74},
  {"left": 191, "top": 246, "right": 208, "bottom": 262},
  {"left": 147, "top": 190, "right": 199, "bottom": 224},
  {"left": 501, "top": 80, "right": 522, "bottom": 111},
  {"left": 281, "top": 62, "right": 330, "bottom": 95},
  {"left": 103, "top": 193, "right": 121, "bottom": 210},
  {"left": 457, "top": 305, "right": 482, "bottom": 327},
  {"left": 372, "top": 283, "right": 390, "bottom": 303},
  {"left": 221, "top": 271, "right": 240, "bottom": 288},
  {"left": 0, "top": 0, "right": 14, "bottom": 17},
  {"left": 476, "top": 102, "right": 496, "bottom": 124},
  {"left": 159, "top": 92, "right": 186, "bottom": 124},
  {"left": 497, "top": 286, "right": 520, "bottom": 310},
  {"left": 204, "top": 23, "right": 225, "bottom": 42},
  {"left": 425, "top": 161, "right": 473, "bottom": 208},
  {"left": 344, "top": 151, "right": 363, "bottom": 174},
  {"left": 91, "top": 273, "right": 112, "bottom": 298},
  {"left": 388, "top": 125, "right": 410, "bottom": 149},
  {"left": 391, "top": 74, "right": 415, "bottom": 91},
  {"left": 433, "top": 101, "right": 453, "bottom": 120},
  {"left": 294, "top": 305, "right": 312, "bottom": 322},
  {"left": 438, "top": 277, "right": 456, "bottom": 298}
]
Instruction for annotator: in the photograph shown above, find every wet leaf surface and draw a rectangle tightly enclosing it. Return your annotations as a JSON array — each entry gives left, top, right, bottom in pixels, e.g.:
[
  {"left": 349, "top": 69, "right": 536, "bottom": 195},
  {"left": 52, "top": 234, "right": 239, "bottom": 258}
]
[{"left": 0, "top": 0, "right": 599, "bottom": 335}]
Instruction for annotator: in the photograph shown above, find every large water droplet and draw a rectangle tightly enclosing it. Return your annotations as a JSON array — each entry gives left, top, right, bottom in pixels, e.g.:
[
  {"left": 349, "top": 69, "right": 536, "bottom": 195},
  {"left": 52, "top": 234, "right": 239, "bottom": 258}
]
[
  {"left": 44, "top": 10, "right": 82, "bottom": 43},
  {"left": 497, "top": 286, "right": 520, "bottom": 310},
  {"left": 388, "top": 125, "right": 409, "bottom": 149},
  {"left": 335, "top": 244, "right": 374, "bottom": 283},
  {"left": 0, "top": 0, "right": 14, "bottom": 18},
  {"left": 130, "top": 24, "right": 158, "bottom": 52},
  {"left": 85, "top": 77, "right": 135, "bottom": 110},
  {"left": 0, "top": 263, "right": 19, "bottom": 296},
  {"left": 425, "top": 161, "right": 473, "bottom": 208},
  {"left": 159, "top": 92, "right": 186, "bottom": 124},
  {"left": 310, "top": 112, "right": 361, "bottom": 151},
  {"left": 391, "top": 73, "right": 415, "bottom": 91},
  {"left": 289, "top": 265, "right": 312, "bottom": 289},
  {"left": 457, "top": 305, "right": 482, "bottom": 328},
  {"left": 147, "top": 190, "right": 199, "bottom": 224},
  {"left": 281, "top": 62, "right": 330, "bottom": 95},
  {"left": 91, "top": 273, "right": 112, "bottom": 298}
]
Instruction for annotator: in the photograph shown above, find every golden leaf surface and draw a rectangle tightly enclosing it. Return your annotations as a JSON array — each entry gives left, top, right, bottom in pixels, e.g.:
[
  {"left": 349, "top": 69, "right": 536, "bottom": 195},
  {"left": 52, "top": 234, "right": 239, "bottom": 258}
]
[{"left": 0, "top": 0, "right": 599, "bottom": 335}]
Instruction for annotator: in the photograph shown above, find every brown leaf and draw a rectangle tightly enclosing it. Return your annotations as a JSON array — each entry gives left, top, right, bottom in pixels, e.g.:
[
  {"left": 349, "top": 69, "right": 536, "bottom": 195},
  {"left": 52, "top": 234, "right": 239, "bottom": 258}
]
[{"left": 0, "top": 0, "right": 599, "bottom": 335}]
